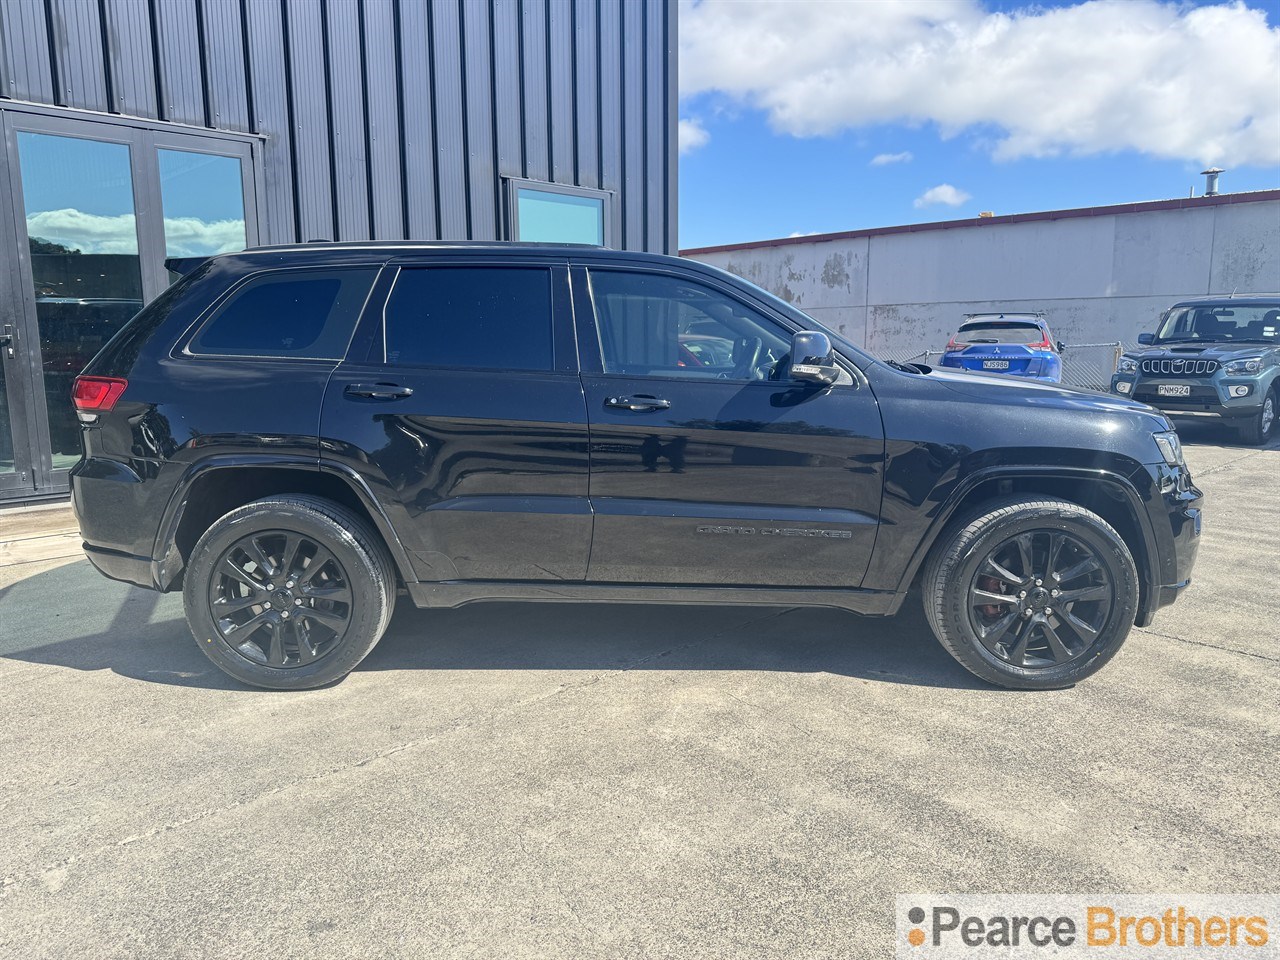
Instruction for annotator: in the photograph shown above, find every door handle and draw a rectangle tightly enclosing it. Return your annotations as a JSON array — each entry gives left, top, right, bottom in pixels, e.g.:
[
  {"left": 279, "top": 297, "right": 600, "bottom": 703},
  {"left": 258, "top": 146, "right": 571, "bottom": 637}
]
[
  {"left": 605, "top": 394, "right": 671, "bottom": 411},
  {"left": 345, "top": 382, "right": 414, "bottom": 400}
]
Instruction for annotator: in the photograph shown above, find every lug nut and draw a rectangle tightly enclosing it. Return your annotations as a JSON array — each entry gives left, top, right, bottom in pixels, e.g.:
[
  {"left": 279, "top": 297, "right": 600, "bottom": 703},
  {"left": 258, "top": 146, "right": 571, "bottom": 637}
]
[
  {"left": 285, "top": 580, "right": 295, "bottom": 589},
  {"left": 1045, "top": 607, "right": 1054, "bottom": 616},
  {"left": 263, "top": 601, "right": 272, "bottom": 609},
  {"left": 294, "top": 598, "right": 303, "bottom": 606},
  {"left": 1035, "top": 578, "right": 1043, "bottom": 587},
  {"left": 281, "top": 610, "right": 290, "bottom": 619},
  {"left": 265, "top": 583, "right": 275, "bottom": 591},
  {"left": 1018, "top": 590, "right": 1027, "bottom": 599},
  {"left": 1024, "top": 607, "right": 1034, "bottom": 617},
  {"left": 1051, "top": 589, "right": 1060, "bottom": 597}
]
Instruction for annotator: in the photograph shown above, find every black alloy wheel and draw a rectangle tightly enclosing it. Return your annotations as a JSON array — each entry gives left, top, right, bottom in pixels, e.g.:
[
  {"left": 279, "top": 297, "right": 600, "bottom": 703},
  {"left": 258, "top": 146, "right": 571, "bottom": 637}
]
[
  {"left": 211, "top": 530, "right": 354, "bottom": 669},
  {"left": 184, "top": 495, "right": 395, "bottom": 690},
  {"left": 968, "top": 530, "right": 1113, "bottom": 668},
  {"left": 923, "top": 496, "right": 1139, "bottom": 689}
]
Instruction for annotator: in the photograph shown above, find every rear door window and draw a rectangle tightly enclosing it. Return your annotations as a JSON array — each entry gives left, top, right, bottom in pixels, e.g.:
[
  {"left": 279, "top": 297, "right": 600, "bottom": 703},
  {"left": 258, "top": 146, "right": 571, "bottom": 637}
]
[
  {"left": 190, "top": 268, "right": 378, "bottom": 359},
  {"left": 382, "top": 267, "right": 554, "bottom": 370}
]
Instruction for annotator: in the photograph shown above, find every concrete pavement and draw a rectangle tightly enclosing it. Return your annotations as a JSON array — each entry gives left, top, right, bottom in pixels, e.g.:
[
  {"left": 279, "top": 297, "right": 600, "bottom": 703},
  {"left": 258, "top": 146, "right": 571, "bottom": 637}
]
[{"left": 1, "top": 431, "right": 1276, "bottom": 959}]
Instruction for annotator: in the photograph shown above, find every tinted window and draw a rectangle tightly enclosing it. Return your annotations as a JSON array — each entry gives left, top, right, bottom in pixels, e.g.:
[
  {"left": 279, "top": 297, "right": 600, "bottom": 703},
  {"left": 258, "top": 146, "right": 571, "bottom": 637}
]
[
  {"left": 588, "top": 269, "right": 790, "bottom": 381},
  {"left": 192, "top": 268, "right": 377, "bottom": 359},
  {"left": 955, "top": 321, "right": 1044, "bottom": 344},
  {"left": 384, "top": 267, "right": 554, "bottom": 370}
]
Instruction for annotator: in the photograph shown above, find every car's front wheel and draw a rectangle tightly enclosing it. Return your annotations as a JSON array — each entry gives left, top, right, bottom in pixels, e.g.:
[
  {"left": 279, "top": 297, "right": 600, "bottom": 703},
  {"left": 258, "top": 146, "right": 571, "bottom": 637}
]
[
  {"left": 923, "top": 496, "right": 1139, "bottom": 689},
  {"left": 183, "top": 495, "right": 396, "bottom": 690},
  {"left": 1237, "top": 388, "right": 1276, "bottom": 446}
]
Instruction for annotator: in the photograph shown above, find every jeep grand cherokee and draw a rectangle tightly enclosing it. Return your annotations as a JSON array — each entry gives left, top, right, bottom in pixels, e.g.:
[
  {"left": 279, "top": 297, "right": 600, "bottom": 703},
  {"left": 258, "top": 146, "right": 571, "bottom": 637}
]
[{"left": 71, "top": 243, "right": 1202, "bottom": 691}]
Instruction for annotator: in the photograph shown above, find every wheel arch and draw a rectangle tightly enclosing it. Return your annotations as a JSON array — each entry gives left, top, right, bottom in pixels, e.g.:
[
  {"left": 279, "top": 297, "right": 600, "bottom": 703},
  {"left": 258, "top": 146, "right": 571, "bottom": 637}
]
[
  {"left": 900, "top": 467, "right": 1160, "bottom": 626},
  {"left": 151, "top": 456, "right": 416, "bottom": 591}
]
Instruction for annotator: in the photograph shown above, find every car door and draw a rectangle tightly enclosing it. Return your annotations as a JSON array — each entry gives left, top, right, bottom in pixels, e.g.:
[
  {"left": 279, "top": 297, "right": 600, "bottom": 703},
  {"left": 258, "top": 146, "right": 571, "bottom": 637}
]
[
  {"left": 319, "top": 258, "right": 591, "bottom": 582},
  {"left": 574, "top": 263, "right": 885, "bottom": 587}
]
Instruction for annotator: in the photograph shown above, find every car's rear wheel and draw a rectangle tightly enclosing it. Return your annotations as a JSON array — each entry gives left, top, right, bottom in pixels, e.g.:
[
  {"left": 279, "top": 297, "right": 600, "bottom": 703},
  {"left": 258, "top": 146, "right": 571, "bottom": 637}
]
[
  {"left": 183, "top": 495, "right": 395, "bottom": 690},
  {"left": 923, "top": 496, "right": 1139, "bottom": 689},
  {"left": 1236, "top": 388, "right": 1276, "bottom": 446}
]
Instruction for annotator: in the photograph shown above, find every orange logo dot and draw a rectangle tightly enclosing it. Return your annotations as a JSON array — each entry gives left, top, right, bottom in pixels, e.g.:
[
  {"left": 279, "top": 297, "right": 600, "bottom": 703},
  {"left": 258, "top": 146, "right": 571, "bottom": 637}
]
[{"left": 908, "top": 928, "right": 925, "bottom": 947}]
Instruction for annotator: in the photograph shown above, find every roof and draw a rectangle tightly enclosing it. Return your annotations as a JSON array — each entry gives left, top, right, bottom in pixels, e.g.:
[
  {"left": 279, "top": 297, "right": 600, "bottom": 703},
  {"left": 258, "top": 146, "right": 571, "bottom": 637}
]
[
  {"left": 680, "top": 189, "right": 1280, "bottom": 257},
  {"left": 245, "top": 239, "right": 609, "bottom": 253},
  {"left": 1170, "top": 295, "right": 1280, "bottom": 307}
]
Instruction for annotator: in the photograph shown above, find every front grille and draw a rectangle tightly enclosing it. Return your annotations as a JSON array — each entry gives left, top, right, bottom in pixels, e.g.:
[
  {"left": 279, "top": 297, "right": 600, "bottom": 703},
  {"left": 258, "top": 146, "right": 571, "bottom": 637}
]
[{"left": 1139, "top": 358, "right": 1218, "bottom": 376}]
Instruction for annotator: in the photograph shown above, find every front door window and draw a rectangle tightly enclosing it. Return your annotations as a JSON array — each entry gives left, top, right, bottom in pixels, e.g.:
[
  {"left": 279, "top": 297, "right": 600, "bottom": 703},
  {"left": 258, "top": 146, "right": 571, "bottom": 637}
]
[{"left": 16, "top": 132, "right": 145, "bottom": 471}]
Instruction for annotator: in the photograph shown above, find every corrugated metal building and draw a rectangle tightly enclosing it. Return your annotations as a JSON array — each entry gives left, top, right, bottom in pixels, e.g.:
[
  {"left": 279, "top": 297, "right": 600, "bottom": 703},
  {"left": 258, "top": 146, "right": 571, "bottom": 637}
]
[{"left": 0, "top": 0, "right": 676, "bottom": 504}]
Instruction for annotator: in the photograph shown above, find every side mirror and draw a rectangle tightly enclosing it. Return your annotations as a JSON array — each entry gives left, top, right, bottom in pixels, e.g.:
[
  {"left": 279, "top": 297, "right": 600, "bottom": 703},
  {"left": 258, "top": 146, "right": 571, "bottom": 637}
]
[
  {"left": 1056, "top": 340, "right": 1066, "bottom": 353},
  {"left": 1137, "top": 333, "right": 1155, "bottom": 345},
  {"left": 789, "top": 331, "right": 840, "bottom": 385}
]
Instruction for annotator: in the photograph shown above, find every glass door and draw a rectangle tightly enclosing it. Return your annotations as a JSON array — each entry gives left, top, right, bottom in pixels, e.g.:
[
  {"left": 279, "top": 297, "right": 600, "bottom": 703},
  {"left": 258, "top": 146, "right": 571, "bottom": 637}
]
[
  {"left": 0, "top": 111, "right": 259, "bottom": 500},
  {"left": 12, "top": 127, "right": 147, "bottom": 477}
]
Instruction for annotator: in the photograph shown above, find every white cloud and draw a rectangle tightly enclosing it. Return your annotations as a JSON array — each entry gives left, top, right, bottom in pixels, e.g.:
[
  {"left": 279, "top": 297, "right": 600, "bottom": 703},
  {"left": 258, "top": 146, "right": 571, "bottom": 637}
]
[
  {"left": 27, "top": 209, "right": 246, "bottom": 257},
  {"left": 679, "top": 118, "right": 710, "bottom": 154},
  {"left": 870, "top": 151, "right": 913, "bottom": 166},
  {"left": 680, "top": 0, "right": 1280, "bottom": 166},
  {"left": 914, "top": 184, "right": 972, "bottom": 208}
]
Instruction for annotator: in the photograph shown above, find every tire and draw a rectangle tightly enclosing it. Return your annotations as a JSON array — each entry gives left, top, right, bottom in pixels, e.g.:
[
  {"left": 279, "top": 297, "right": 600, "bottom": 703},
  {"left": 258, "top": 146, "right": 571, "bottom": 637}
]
[
  {"left": 1236, "top": 388, "right": 1276, "bottom": 446},
  {"left": 923, "top": 496, "right": 1139, "bottom": 690},
  {"left": 183, "top": 495, "right": 396, "bottom": 690}
]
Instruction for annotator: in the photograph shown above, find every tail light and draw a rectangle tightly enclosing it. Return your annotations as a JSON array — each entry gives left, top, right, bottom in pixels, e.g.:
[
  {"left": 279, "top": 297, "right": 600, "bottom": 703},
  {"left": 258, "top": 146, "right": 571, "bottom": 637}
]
[
  {"left": 1027, "top": 337, "right": 1053, "bottom": 350},
  {"left": 946, "top": 337, "right": 963, "bottom": 350},
  {"left": 72, "top": 376, "right": 128, "bottom": 419}
]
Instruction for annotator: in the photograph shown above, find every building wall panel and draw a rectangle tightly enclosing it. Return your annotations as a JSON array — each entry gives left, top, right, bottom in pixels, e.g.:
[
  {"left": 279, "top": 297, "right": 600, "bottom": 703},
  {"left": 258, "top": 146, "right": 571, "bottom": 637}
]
[
  {"left": 202, "top": 0, "right": 250, "bottom": 132},
  {"left": 363, "top": 0, "right": 405, "bottom": 240},
  {"left": 154, "top": 0, "right": 206, "bottom": 125},
  {"left": 0, "top": 0, "right": 676, "bottom": 252},
  {"left": 102, "top": 0, "right": 160, "bottom": 119},
  {"left": 0, "top": 0, "right": 55, "bottom": 103}
]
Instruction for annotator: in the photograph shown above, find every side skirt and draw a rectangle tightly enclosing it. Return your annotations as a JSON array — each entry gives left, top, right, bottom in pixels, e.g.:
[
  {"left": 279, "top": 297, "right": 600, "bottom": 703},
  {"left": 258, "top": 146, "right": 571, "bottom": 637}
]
[{"left": 406, "top": 580, "right": 904, "bottom": 616}]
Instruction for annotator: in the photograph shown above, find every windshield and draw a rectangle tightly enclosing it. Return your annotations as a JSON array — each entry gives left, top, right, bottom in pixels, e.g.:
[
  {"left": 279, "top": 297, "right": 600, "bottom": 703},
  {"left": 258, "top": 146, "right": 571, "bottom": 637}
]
[
  {"left": 953, "top": 321, "right": 1044, "bottom": 345},
  {"left": 1154, "top": 305, "right": 1280, "bottom": 343}
]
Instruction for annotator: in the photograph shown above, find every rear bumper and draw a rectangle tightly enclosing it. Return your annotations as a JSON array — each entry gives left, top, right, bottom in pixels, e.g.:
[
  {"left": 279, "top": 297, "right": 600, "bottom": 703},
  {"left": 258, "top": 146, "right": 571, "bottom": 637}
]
[{"left": 82, "top": 543, "right": 157, "bottom": 590}]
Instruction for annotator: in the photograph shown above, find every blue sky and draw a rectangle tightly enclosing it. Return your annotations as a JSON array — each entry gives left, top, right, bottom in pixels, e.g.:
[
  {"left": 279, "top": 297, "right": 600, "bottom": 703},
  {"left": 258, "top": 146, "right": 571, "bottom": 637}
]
[{"left": 678, "top": 0, "right": 1280, "bottom": 250}]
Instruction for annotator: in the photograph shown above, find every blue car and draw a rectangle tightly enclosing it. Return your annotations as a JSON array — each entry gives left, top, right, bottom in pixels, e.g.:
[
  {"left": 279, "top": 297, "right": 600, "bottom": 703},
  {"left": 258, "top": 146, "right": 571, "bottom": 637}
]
[{"left": 939, "top": 313, "right": 1064, "bottom": 382}]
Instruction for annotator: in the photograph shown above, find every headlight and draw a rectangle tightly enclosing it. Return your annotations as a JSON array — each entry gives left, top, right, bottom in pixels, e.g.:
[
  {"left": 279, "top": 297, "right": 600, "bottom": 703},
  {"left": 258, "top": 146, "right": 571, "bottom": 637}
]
[
  {"left": 1153, "top": 430, "right": 1184, "bottom": 467},
  {"left": 1116, "top": 356, "right": 1138, "bottom": 374},
  {"left": 1223, "top": 357, "right": 1262, "bottom": 376}
]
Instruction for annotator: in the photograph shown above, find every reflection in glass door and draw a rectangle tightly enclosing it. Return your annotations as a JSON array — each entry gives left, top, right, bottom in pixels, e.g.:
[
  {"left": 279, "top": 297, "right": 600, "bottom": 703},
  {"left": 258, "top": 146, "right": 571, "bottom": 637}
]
[
  {"left": 16, "top": 132, "right": 145, "bottom": 472},
  {"left": 157, "top": 149, "right": 248, "bottom": 281}
]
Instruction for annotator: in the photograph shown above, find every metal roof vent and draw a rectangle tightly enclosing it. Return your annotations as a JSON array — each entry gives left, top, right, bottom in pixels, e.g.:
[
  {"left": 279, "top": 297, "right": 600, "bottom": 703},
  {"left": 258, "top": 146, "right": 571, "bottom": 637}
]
[{"left": 1201, "top": 167, "right": 1224, "bottom": 197}]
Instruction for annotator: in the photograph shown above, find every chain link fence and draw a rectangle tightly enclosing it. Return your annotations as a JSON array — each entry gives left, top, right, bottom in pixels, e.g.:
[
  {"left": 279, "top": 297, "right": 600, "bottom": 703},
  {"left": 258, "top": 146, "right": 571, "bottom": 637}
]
[{"left": 880, "top": 343, "right": 1125, "bottom": 392}]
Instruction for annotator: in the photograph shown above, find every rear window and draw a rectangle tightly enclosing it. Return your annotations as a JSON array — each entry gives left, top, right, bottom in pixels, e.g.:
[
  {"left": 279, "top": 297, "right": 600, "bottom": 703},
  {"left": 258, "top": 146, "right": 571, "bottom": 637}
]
[
  {"left": 189, "top": 268, "right": 377, "bottom": 359},
  {"left": 955, "top": 322, "right": 1044, "bottom": 344}
]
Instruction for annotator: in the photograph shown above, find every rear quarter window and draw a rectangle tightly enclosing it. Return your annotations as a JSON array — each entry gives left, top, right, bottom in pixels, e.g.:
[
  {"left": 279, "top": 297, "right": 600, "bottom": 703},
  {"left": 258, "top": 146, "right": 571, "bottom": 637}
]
[{"left": 188, "top": 267, "right": 378, "bottom": 360}]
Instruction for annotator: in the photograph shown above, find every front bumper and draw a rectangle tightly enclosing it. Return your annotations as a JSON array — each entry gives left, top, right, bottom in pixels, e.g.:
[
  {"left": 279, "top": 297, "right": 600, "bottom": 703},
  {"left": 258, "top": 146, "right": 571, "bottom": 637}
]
[
  {"left": 1134, "top": 461, "right": 1203, "bottom": 627},
  {"left": 1110, "top": 375, "right": 1265, "bottom": 419}
]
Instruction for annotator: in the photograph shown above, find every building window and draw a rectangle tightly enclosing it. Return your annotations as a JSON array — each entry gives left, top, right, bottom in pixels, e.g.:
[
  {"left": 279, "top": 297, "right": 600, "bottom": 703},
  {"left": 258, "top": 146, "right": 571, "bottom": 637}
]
[{"left": 507, "top": 178, "right": 611, "bottom": 247}]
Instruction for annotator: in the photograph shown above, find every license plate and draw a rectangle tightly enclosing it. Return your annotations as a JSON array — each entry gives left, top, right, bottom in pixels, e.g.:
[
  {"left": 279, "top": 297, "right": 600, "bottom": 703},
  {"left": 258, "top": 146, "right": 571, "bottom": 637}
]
[
  {"left": 982, "top": 360, "right": 1010, "bottom": 370},
  {"left": 1158, "top": 384, "right": 1192, "bottom": 397}
]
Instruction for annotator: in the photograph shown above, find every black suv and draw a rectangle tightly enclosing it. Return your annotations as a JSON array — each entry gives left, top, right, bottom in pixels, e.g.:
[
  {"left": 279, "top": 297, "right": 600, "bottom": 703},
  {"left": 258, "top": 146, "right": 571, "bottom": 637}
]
[{"left": 71, "top": 243, "right": 1202, "bottom": 691}]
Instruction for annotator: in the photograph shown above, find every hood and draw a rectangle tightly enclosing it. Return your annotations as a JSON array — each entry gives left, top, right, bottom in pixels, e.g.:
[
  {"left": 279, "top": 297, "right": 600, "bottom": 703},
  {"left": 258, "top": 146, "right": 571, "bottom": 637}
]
[
  {"left": 920, "top": 364, "right": 1170, "bottom": 427},
  {"left": 1132, "top": 343, "right": 1277, "bottom": 362}
]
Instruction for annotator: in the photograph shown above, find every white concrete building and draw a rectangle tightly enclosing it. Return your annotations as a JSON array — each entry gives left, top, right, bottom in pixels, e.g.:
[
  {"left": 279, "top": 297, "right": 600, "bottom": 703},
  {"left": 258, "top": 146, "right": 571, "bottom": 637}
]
[{"left": 682, "top": 191, "right": 1280, "bottom": 360}]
